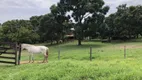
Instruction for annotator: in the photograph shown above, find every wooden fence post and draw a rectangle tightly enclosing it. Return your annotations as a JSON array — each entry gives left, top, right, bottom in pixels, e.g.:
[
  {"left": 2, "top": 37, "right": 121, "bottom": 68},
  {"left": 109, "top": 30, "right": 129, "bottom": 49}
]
[
  {"left": 15, "top": 43, "right": 18, "bottom": 65},
  {"left": 124, "top": 46, "right": 126, "bottom": 59},
  {"left": 18, "top": 44, "right": 21, "bottom": 65},
  {"left": 90, "top": 47, "right": 92, "bottom": 61}
]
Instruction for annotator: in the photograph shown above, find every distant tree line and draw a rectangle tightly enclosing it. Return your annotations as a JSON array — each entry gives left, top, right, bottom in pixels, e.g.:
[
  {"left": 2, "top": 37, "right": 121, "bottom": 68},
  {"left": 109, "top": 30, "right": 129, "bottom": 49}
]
[
  {"left": 0, "top": 1, "right": 142, "bottom": 45},
  {"left": 105, "top": 4, "right": 142, "bottom": 41}
]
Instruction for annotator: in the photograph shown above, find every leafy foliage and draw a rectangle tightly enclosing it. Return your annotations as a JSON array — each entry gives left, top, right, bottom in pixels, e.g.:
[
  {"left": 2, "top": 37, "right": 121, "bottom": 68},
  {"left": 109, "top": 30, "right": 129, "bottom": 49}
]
[
  {"left": 1, "top": 20, "right": 39, "bottom": 43},
  {"left": 1, "top": 2, "right": 142, "bottom": 44},
  {"left": 106, "top": 4, "right": 142, "bottom": 40},
  {"left": 58, "top": 0, "right": 109, "bottom": 45},
  {"left": 39, "top": 14, "right": 63, "bottom": 44}
]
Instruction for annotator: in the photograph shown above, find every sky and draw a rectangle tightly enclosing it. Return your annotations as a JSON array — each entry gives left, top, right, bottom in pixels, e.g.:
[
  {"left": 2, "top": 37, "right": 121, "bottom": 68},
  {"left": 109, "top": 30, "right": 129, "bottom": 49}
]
[{"left": 0, "top": 0, "right": 142, "bottom": 23}]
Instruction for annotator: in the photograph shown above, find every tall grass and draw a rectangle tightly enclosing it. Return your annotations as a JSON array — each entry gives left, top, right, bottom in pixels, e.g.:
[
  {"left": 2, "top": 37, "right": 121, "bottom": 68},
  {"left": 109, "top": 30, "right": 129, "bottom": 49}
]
[{"left": 1, "top": 40, "right": 142, "bottom": 80}]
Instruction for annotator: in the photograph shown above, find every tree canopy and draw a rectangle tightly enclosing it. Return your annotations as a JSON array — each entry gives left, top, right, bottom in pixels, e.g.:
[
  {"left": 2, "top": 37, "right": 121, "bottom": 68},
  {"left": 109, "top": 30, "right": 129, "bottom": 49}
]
[
  {"left": 1, "top": 2, "right": 142, "bottom": 44},
  {"left": 57, "top": 0, "right": 109, "bottom": 45},
  {"left": 1, "top": 20, "right": 39, "bottom": 43},
  {"left": 106, "top": 4, "right": 142, "bottom": 40}
]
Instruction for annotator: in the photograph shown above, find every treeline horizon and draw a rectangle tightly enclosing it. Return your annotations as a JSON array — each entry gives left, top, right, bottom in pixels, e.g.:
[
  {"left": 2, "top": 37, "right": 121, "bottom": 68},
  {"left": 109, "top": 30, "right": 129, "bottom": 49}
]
[{"left": 0, "top": 0, "right": 142, "bottom": 45}]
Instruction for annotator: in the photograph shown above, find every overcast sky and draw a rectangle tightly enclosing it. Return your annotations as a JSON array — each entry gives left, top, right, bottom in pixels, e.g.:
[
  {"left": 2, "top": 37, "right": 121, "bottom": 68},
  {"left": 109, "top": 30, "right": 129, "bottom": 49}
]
[{"left": 0, "top": 0, "right": 142, "bottom": 23}]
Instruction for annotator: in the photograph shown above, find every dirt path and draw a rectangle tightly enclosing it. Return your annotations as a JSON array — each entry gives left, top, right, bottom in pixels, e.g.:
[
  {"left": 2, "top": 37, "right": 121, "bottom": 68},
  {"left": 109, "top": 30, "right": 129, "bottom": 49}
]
[{"left": 20, "top": 61, "right": 47, "bottom": 64}]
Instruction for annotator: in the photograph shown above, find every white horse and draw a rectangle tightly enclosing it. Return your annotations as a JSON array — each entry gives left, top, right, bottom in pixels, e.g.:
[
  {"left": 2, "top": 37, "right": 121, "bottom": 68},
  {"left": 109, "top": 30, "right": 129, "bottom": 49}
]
[{"left": 21, "top": 43, "right": 49, "bottom": 63}]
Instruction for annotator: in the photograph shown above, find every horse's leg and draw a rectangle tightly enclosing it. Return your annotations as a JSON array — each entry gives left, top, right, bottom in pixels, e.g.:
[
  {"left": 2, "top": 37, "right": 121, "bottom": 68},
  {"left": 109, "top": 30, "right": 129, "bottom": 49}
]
[
  {"left": 45, "top": 55, "right": 48, "bottom": 63},
  {"left": 42, "top": 50, "right": 48, "bottom": 63},
  {"left": 42, "top": 54, "right": 47, "bottom": 63},
  {"left": 31, "top": 54, "right": 34, "bottom": 63},
  {"left": 43, "top": 55, "right": 47, "bottom": 63},
  {"left": 42, "top": 55, "right": 46, "bottom": 63},
  {"left": 45, "top": 50, "right": 48, "bottom": 63},
  {"left": 29, "top": 54, "right": 31, "bottom": 63}
]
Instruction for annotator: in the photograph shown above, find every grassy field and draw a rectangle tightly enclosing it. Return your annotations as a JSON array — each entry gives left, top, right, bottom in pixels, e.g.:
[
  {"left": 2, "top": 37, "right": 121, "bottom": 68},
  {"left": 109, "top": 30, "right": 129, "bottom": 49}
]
[{"left": 1, "top": 40, "right": 142, "bottom": 80}]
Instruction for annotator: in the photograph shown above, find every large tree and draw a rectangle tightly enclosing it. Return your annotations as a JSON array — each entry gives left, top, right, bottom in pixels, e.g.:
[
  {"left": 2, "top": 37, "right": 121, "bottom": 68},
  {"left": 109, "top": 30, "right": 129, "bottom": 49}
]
[
  {"left": 30, "top": 15, "right": 43, "bottom": 32},
  {"left": 58, "top": 0, "right": 109, "bottom": 45},
  {"left": 50, "top": 4, "right": 70, "bottom": 41},
  {"left": 30, "top": 15, "right": 43, "bottom": 42},
  {"left": 40, "top": 13, "right": 63, "bottom": 44},
  {"left": 106, "top": 4, "right": 142, "bottom": 40}
]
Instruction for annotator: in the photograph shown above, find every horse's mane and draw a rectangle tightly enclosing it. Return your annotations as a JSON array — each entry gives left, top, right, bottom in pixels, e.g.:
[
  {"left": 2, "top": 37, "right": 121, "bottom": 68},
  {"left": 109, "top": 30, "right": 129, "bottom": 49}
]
[
  {"left": 22, "top": 43, "right": 47, "bottom": 48},
  {"left": 21, "top": 43, "right": 33, "bottom": 47}
]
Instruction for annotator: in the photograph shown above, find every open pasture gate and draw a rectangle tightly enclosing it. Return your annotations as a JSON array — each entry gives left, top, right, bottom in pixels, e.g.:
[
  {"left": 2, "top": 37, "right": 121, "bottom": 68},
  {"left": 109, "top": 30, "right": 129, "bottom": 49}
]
[{"left": 0, "top": 42, "right": 21, "bottom": 65}]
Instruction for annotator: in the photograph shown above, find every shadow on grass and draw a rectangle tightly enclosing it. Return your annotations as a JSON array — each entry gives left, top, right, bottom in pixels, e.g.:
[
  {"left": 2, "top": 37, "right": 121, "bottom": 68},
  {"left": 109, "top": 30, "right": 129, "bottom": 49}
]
[
  {"left": 58, "top": 43, "right": 107, "bottom": 52},
  {"left": 44, "top": 41, "right": 75, "bottom": 47},
  {"left": 61, "top": 55, "right": 100, "bottom": 61},
  {"left": 39, "top": 39, "right": 142, "bottom": 47},
  {"left": 43, "top": 39, "right": 142, "bottom": 50},
  {"left": 88, "top": 39, "right": 142, "bottom": 45},
  {"left": 81, "top": 56, "right": 101, "bottom": 60},
  {"left": 44, "top": 40, "right": 106, "bottom": 49},
  {"left": 62, "top": 44, "right": 105, "bottom": 49},
  {"left": 86, "top": 39, "right": 142, "bottom": 44},
  {"left": 0, "top": 64, "right": 14, "bottom": 67}
]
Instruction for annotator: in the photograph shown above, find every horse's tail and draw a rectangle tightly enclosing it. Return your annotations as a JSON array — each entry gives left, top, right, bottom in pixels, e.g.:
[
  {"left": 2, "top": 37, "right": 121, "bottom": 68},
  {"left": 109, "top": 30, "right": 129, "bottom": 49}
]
[
  {"left": 44, "top": 47, "right": 49, "bottom": 63},
  {"left": 46, "top": 47, "right": 49, "bottom": 56}
]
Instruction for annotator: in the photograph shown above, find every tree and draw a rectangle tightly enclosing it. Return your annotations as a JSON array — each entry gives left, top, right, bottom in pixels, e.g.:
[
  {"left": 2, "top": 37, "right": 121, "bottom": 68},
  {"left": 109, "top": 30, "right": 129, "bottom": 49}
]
[
  {"left": 58, "top": 0, "right": 109, "bottom": 45},
  {"left": 50, "top": 4, "right": 70, "bottom": 41},
  {"left": 128, "top": 5, "right": 142, "bottom": 38},
  {"left": 98, "top": 22, "right": 110, "bottom": 39},
  {"left": 30, "top": 15, "right": 43, "bottom": 42},
  {"left": 30, "top": 16, "right": 42, "bottom": 30},
  {"left": 1, "top": 20, "right": 39, "bottom": 43},
  {"left": 40, "top": 13, "right": 63, "bottom": 44},
  {"left": 0, "top": 26, "right": 3, "bottom": 41},
  {"left": 106, "top": 4, "right": 142, "bottom": 40},
  {"left": 105, "top": 14, "right": 116, "bottom": 41}
]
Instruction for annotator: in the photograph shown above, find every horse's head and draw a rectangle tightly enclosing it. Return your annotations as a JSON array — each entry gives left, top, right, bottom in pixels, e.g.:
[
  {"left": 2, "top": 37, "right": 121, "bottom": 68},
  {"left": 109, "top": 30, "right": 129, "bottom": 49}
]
[{"left": 21, "top": 44, "right": 26, "bottom": 50}]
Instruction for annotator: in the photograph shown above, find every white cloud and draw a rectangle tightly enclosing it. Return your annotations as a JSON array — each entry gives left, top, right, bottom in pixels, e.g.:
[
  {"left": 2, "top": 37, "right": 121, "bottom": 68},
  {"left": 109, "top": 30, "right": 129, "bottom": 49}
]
[
  {"left": 0, "top": 0, "right": 59, "bottom": 23},
  {"left": 0, "top": 0, "right": 142, "bottom": 23},
  {"left": 34, "top": 0, "right": 59, "bottom": 8},
  {"left": 104, "top": 0, "right": 142, "bottom": 16},
  {"left": 0, "top": 0, "right": 59, "bottom": 9}
]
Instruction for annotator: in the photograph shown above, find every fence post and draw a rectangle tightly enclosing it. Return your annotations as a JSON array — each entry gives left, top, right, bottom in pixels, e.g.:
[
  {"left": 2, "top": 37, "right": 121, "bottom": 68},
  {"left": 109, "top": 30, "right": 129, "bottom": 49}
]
[
  {"left": 15, "top": 43, "right": 18, "bottom": 65},
  {"left": 90, "top": 47, "right": 92, "bottom": 61},
  {"left": 18, "top": 44, "right": 21, "bottom": 65},
  {"left": 58, "top": 46, "right": 60, "bottom": 60},
  {"left": 124, "top": 46, "right": 126, "bottom": 59}
]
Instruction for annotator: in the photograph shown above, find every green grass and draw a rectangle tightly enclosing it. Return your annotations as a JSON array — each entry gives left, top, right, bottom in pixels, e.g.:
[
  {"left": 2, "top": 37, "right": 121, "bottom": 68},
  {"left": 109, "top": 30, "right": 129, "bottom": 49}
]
[{"left": 1, "top": 40, "right": 142, "bottom": 80}]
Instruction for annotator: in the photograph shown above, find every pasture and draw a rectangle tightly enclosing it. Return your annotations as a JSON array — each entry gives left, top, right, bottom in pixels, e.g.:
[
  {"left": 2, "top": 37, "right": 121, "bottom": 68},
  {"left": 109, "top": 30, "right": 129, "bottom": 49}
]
[{"left": 1, "top": 40, "right": 142, "bottom": 80}]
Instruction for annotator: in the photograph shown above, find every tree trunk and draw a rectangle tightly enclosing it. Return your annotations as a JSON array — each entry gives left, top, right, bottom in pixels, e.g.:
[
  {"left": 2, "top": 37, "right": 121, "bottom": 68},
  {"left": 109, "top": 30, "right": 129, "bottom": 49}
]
[
  {"left": 56, "top": 40, "right": 59, "bottom": 44},
  {"left": 108, "top": 36, "right": 111, "bottom": 42},
  {"left": 77, "top": 18, "right": 83, "bottom": 46},
  {"left": 50, "top": 38, "right": 53, "bottom": 45},
  {"left": 137, "top": 34, "right": 139, "bottom": 38},
  {"left": 78, "top": 39, "right": 81, "bottom": 45},
  {"left": 77, "top": 30, "right": 82, "bottom": 45},
  {"left": 50, "top": 40, "right": 53, "bottom": 45}
]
